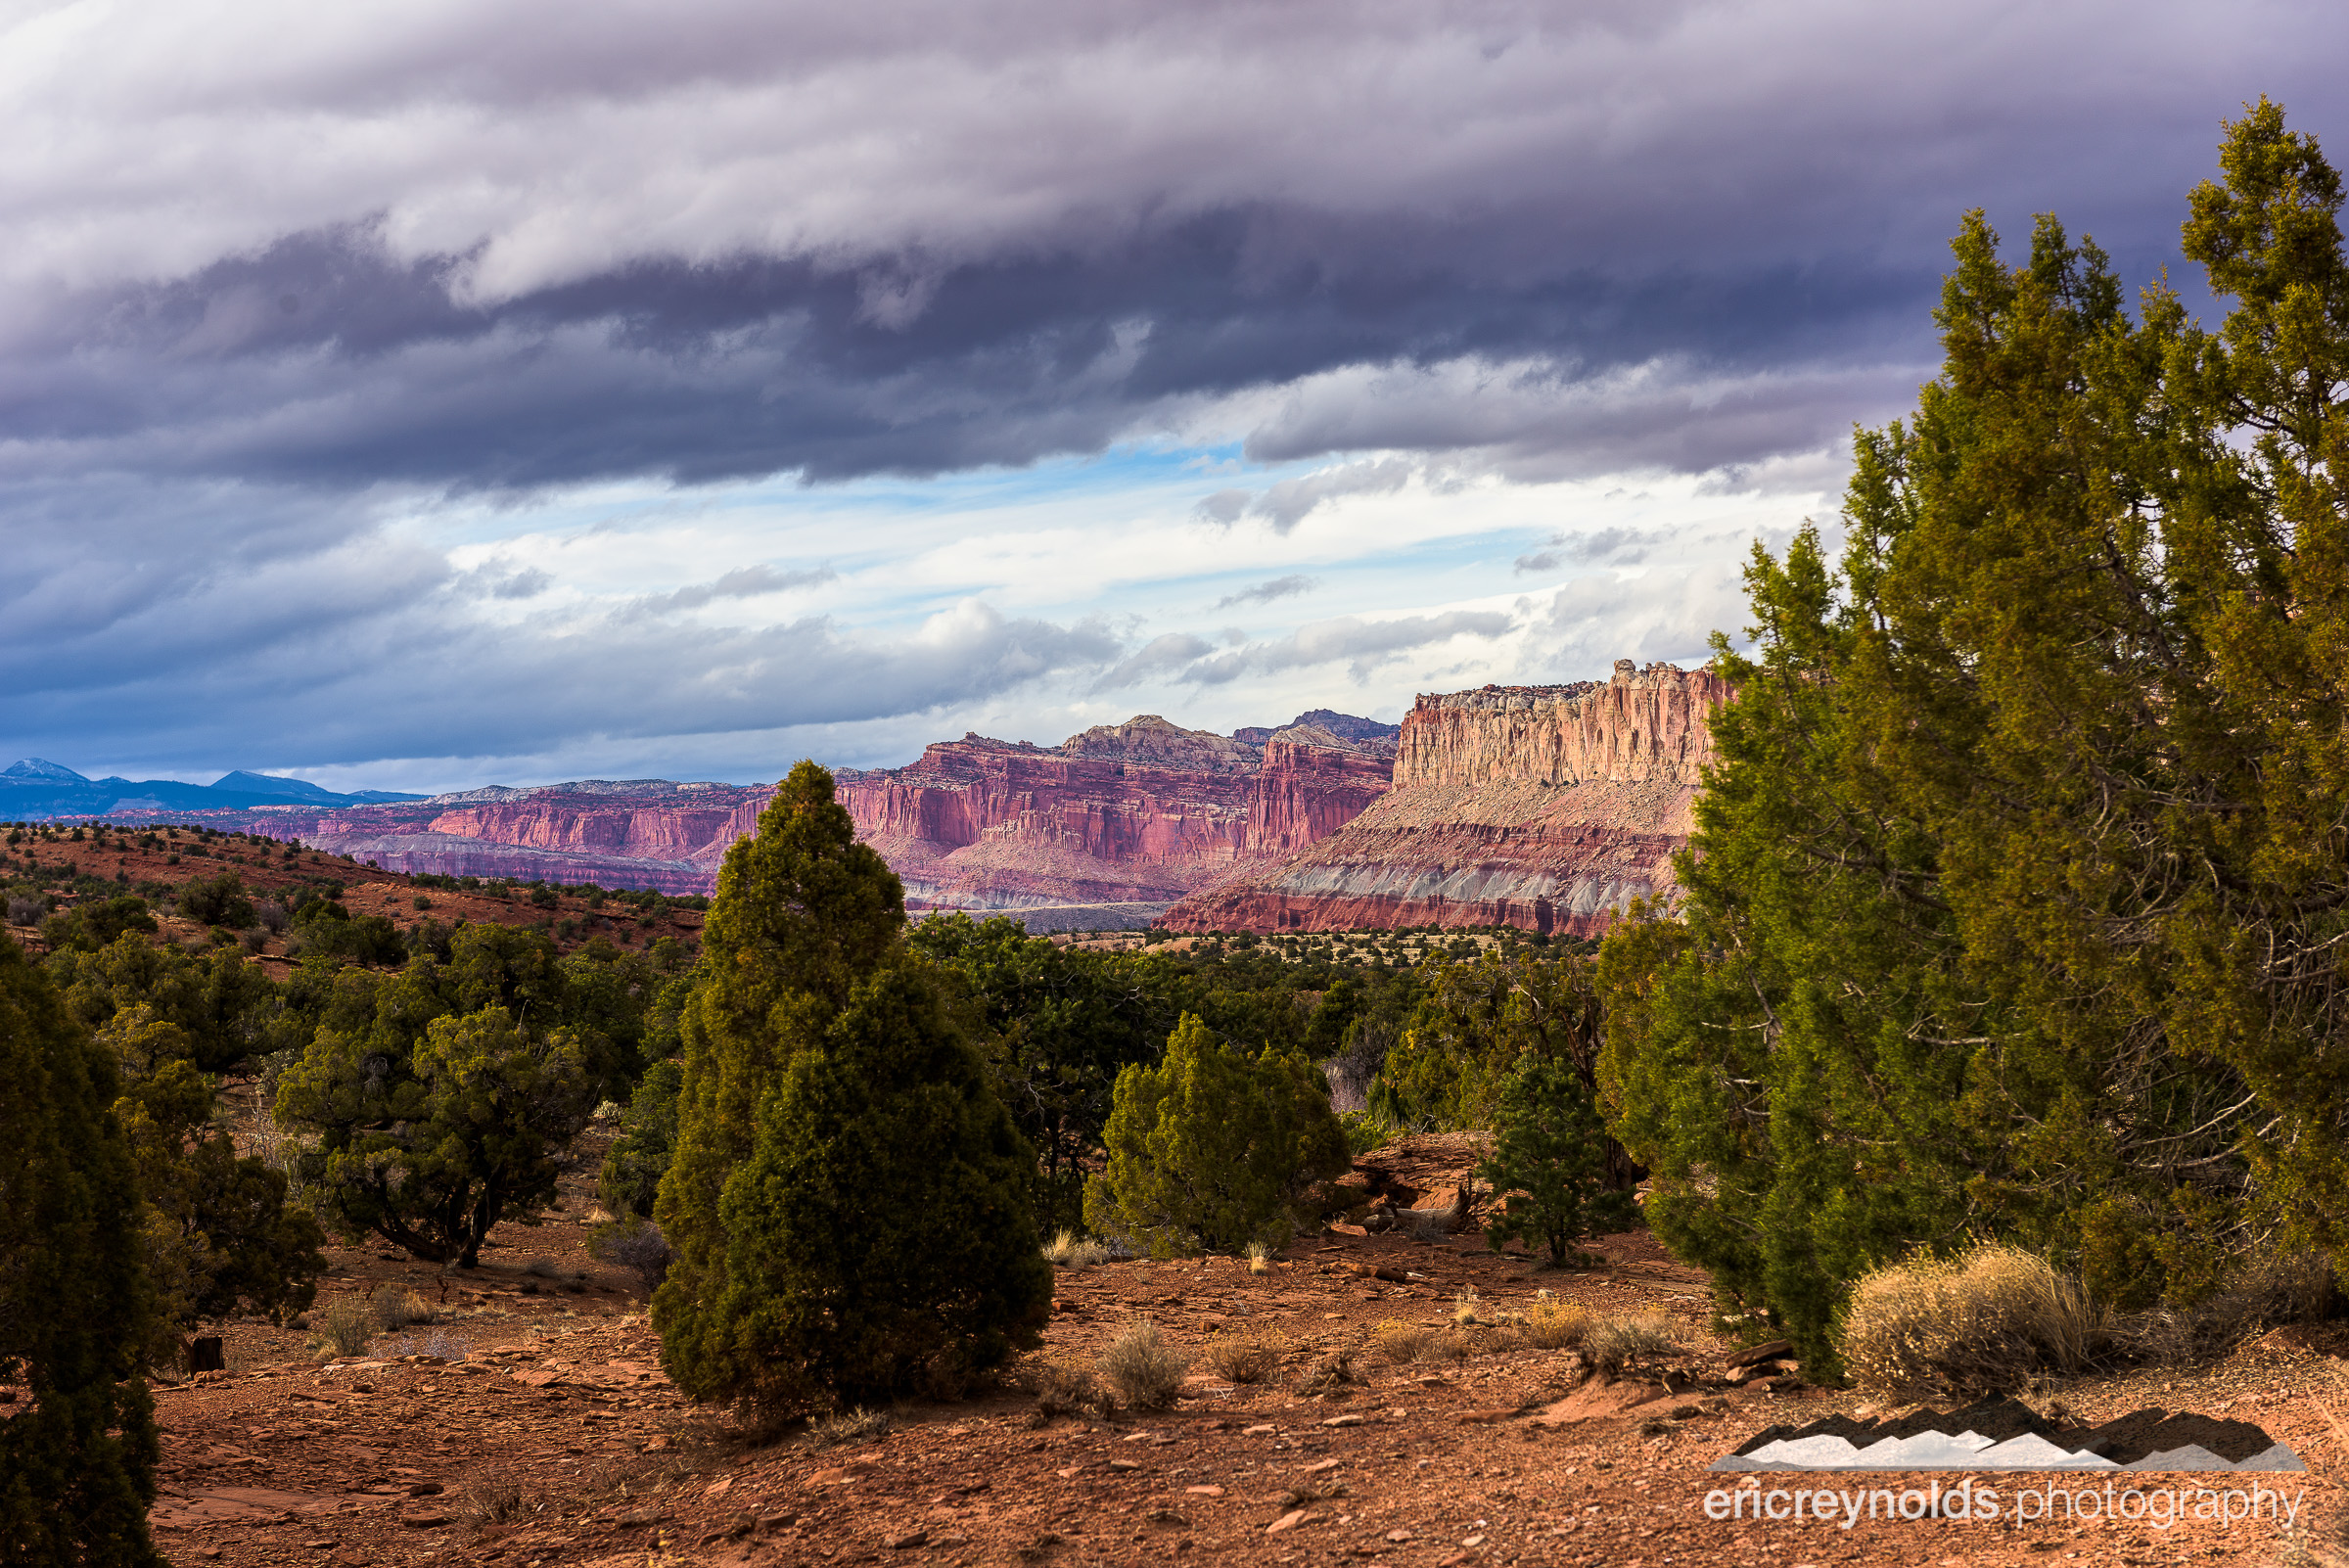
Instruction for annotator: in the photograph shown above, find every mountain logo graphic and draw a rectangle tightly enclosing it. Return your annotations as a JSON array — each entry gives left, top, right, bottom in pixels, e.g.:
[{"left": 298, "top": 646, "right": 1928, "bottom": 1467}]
[{"left": 1711, "top": 1399, "right": 2304, "bottom": 1473}]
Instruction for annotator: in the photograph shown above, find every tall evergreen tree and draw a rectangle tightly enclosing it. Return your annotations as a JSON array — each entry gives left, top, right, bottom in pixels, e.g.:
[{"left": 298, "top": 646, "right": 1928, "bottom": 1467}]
[
  {"left": 655, "top": 761, "right": 904, "bottom": 1358},
  {"left": 654, "top": 762, "right": 1047, "bottom": 1410},
  {"left": 0, "top": 938, "right": 164, "bottom": 1567},
  {"left": 1596, "top": 101, "right": 2349, "bottom": 1374}
]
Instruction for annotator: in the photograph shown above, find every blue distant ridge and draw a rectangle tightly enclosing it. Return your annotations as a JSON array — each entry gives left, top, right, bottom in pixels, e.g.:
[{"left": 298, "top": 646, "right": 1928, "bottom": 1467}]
[{"left": 0, "top": 758, "right": 425, "bottom": 819}]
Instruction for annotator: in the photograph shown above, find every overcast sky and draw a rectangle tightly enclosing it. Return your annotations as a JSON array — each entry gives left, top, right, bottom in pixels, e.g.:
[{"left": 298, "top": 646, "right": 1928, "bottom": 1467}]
[{"left": 2, "top": 0, "right": 2342, "bottom": 790}]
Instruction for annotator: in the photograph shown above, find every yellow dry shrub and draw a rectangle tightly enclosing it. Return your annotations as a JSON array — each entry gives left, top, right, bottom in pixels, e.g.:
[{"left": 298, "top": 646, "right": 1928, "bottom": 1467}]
[
  {"left": 1369, "top": 1319, "right": 1433, "bottom": 1364},
  {"left": 1522, "top": 1290, "right": 1591, "bottom": 1350},
  {"left": 1838, "top": 1243, "right": 2098, "bottom": 1399}
]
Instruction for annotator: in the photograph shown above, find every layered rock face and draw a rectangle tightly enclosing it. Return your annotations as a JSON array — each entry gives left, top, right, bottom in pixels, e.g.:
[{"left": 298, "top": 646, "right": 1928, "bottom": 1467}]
[
  {"left": 1157, "top": 661, "right": 1731, "bottom": 936},
  {"left": 837, "top": 716, "right": 1396, "bottom": 913},
  {"left": 193, "top": 781, "right": 772, "bottom": 894},
  {"left": 176, "top": 715, "right": 1399, "bottom": 911}
]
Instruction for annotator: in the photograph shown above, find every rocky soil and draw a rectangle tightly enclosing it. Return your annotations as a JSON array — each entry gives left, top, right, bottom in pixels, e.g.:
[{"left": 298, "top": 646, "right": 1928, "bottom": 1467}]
[{"left": 137, "top": 1138, "right": 2349, "bottom": 1568}]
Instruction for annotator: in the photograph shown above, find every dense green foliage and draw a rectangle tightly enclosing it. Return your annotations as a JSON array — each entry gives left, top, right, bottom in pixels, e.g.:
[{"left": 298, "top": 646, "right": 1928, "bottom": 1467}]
[
  {"left": 1596, "top": 103, "right": 2349, "bottom": 1375},
  {"left": 910, "top": 914, "right": 1174, "bottom": 1232},
  {"left": 0, "top": 938, "right": 164, "bottom": 1567},
  {"left": 111, "top": 1022, "right": 325, "bottom": 1356},
  {"left": 1084, "top": 1013, "right": 1350, "bottom": 1255},
  {"left": 275, "top": 1001, "right": 599, "bottom": 1267},
  {"left": 654, "top": 762, "right": 1049, "bottom": 1410},
  {"left": 1477, "top": 1053, "right": 1636, "bottom": 1268},
  {"left": 1372, "top": 949, "right": 1611, "bottom": 1138},
  {"left": 706, "top": 956, "right": 1050, "bottom": 1405},
  {"left": 599, "top": 1058, "right": 683, "bottom": 1218}
]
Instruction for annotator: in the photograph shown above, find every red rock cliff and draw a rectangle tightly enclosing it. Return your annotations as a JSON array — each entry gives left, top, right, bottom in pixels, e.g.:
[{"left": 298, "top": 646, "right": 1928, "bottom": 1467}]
[
  {"left": 836, "top": 717, "right": 1394, "bottom": 913},
  {"left": 183, "top": 715, "right": 1396, "bottom": 913},
  {"left": 1157, "top": 661, "right": 1731, "bottom": 936}
]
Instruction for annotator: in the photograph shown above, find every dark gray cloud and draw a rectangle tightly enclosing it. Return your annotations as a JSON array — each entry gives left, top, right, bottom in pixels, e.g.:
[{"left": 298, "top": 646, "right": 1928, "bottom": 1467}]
[
  {"left": 0, "top": 4, "right": 2336, "bottom": 494},
  {"left": 2, "top": 2, "right": 2341, "bottom": 776}
]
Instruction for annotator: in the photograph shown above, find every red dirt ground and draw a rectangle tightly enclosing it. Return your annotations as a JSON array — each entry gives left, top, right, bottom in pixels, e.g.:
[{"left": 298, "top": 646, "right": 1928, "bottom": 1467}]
[{"left": 138, "top": 1140, "right": 2349, "bottom": 1568}]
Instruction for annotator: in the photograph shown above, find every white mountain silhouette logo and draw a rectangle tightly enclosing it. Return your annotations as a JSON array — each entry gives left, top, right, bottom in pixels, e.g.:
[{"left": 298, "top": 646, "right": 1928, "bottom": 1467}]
[{"left": 1712, "top": 1399, "right": 2304, "bottom": 1473}]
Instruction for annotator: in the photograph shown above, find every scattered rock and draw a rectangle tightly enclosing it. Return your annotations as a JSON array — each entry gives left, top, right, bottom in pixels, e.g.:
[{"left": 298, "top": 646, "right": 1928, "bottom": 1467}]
[{"left": 887, "top": 1528, "right": 929, "bottom": 1549}]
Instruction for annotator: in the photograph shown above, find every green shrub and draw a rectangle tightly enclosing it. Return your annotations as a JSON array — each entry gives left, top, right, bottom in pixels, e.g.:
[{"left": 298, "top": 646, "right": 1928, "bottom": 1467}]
[
  {"left": 112, "top": 1047, "right": 327, "bottom": 1348},
  {"left": 1339, "top": 1108, "right": 1399, "bottom": 1155},
  {"left": 1083, "top": 1014, "right": 1350, "bottom": 1256},
  {"left": 40, "top": 894, "right": 158, "bottom": 953},
  {"left": 176, "top": 871, "right": 256, "bottom": 930},
  {"left": 598, "top": 1058, "right": 683, "bottom": 1218},
  {"left": 274, "top": 1003, "right": 598, "bottom": 1267},
  {"left": 1476, "top": 1052, "right": 1637, "bottom": 1267},
  {"left": 0, "top": 937, "right": 165, "bottom": 1565}
]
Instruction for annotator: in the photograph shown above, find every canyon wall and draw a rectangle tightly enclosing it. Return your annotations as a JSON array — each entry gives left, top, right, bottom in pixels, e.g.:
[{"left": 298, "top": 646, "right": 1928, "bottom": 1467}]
[
  {"left": 1156, "top": 661, "right": 1731, "bottom": 937},
  {"left": 170, "top": 715, "right": 1400, "bottom": 917},
  {"left": 836, "top": 716, "right": 1395, "bottom": 916}
]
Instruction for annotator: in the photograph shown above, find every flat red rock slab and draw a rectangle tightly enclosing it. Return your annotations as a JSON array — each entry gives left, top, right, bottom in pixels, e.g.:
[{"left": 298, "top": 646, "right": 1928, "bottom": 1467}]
[
  {"left": 151, "top": 1487, "right": 326, "bottom": 1527},
  {"left": 1531, "top": 1380, "right": 1672, "bottom": 1425}
]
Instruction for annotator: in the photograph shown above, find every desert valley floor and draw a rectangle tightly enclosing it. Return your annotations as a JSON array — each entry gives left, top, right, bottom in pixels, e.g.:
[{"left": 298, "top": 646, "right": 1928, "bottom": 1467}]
[{"left": 142, "top": 1134, "right": 2349, "bottom": 1568}]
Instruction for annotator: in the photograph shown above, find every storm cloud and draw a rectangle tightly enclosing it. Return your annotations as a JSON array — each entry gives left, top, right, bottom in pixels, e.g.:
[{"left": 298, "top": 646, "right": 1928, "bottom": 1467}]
[{"left": 0, "top": 1, "right": 2339, "bottom": 779}]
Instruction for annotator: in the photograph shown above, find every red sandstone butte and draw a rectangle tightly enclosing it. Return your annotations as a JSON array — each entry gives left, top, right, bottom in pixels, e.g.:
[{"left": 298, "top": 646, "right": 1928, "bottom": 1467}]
[
  {"left": 1156, "top": 660, "right": 1731, "bottom": 937},
  {"left": 836, "top": 715, "right": 1394, "bottom": 918}
]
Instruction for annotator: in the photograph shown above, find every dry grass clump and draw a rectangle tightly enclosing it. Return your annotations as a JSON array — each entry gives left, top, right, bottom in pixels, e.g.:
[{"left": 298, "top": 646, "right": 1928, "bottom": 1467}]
[
  {"left": 371, "top": 1284, "right": 435, "bottom": 1331},
  {"left": 1583, "top": 1314, "right": 1684, "bottom": 1381},
  {"left": 460, "top": 1478, "right": 528, "bottom": 1525},
  {"left": 1839, "top": 1243, "right": 2097, "bottom": 1399},
  {"left": 1370, "top": 1319, "right": 1433, "bottom": 1364},
  {"left": 801, "top": 1407, "right": 893, "bottom": 1450},
  {"left": 1522, "top": 1290, "right": 1591, "bottom": 1350},
  {"left": 1295, "top": 1345, "right": 1359, "bottom": 1395},
  {"left": 1043, "top": 1230, "right": 1111, "bottom": 1269},
  {"left": 1030, "top": 1359, "right": 1114, "bottom": 1418},
  {"left": 1099, "top": 1319, "right": 1189, "bottom": 1410},
  {"left": 1451, "top": 1285, "right": 1486, "bottom": 1326},
  {"left": 1246, "top": 1241, "right": 1274, "bottom": 1276},
  {"left": 313, "top": 1295, "right": 372, "bottom": 1358},
  {"left": 1203, "top": 1333, "right": 1285, "bottom": 1385}
]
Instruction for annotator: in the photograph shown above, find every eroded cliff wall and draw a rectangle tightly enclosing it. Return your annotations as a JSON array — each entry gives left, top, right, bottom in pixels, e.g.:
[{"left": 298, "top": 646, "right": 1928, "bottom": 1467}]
[
  {"left": 837, "top": 718, "right": 1394, "bottom": 911},
  {"left": 179, "top": 715, "right": 1398, "bottom": 912},
  {"left": 1157, "top": 661, "right": 1730, "bottom": 936}
]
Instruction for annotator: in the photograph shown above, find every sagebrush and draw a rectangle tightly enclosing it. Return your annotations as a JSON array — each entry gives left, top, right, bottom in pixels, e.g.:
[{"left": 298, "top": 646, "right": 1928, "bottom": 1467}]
[{"left": 1098, "top": 1320, "right": 1187, "bottom": 1410}]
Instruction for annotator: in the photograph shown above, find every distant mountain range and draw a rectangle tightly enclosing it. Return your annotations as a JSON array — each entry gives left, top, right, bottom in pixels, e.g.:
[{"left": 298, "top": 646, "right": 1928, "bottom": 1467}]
[{"left": 0, "top": 759, "right": 426, "bottom": 819}]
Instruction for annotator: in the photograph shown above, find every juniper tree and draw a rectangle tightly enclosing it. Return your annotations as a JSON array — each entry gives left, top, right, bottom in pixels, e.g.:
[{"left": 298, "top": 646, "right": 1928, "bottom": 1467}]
[
  {"left": 1477, "top": 1052, "right": 1636, "bottom": 1268},
  {"left": 652, "top": 762, "right": 1049, "bottom": 1409},
  {"left": 1084, "top": 1014, "right": 1350, "bottom": 1256},
  {"left": 1596, "top": 101, "right": 2349, "bottom": 1374},
  {"left": 274, "top": 1003, "right": 597, "bottom": 1267},
  {"left": 0, "top": 938, "right": 164, "bottom": 1567}
]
